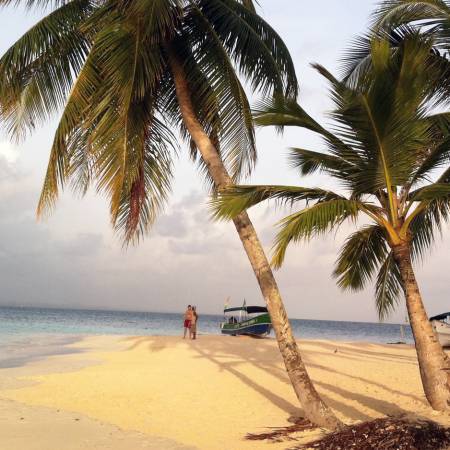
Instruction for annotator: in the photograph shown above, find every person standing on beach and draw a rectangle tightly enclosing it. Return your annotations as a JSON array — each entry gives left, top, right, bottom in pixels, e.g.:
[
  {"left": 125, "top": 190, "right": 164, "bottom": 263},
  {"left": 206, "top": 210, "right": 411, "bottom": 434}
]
[
  {"left": 190, "top": 307, "right": 198, "bottom": 340},
  {"left": 183, "top": 305, "right": 192, "bottom": 339}
]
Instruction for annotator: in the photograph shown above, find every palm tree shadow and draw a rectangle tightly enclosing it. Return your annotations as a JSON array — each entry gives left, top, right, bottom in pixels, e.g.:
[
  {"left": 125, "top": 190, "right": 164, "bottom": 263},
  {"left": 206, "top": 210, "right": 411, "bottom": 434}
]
[
  {"left": 190, "top": 337, "right": 380, "bottom": 420},
  {"left": 189, "top": 337, "right": 420, "bottom": 421},
  {"left": 304, "top": 341, "right": 418, "bottom": 365},
  {"left": 193, "top": 344, "right": 299, "bottom": 416},
  {"left": 121, "top": 336, "right": 421, "bottom": 423},
  {"left": 122, "top": 335, "right": 168, "bottom": 352}
]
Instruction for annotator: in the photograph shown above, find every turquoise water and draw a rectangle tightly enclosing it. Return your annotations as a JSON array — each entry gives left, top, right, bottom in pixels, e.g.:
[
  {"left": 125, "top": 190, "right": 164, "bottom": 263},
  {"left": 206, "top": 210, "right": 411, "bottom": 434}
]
[{"left": 0, "top": 306, "right": 413, "bottom": 368}]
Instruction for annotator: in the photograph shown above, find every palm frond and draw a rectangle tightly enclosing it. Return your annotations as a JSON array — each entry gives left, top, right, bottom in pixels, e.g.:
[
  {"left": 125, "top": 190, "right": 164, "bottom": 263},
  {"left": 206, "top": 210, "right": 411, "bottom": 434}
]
[
  {"left": 409, "top": 113, "right": 450, "bottom": 187},
  {"left": 197, "top": 0, "right": 298, "bottom": 98},
  {"left": 333, "top": 224, "right": 388, "bottom": 291},
  {"left": 0, "top": 0, "right": 93, "bottom": 139},
  {"left": 121, "top": 0, "right": 182, "bottom": 43},
  {"left": 375, "top": 252, "right": 402, "bottom": 321},
  {"left": 184, "top": 5, "right": 256, "bottom": 181},
  {"left": 271, "top": 198, "right": 363, "bottom": 268},
  {"left": 373, "top": 0, "right": 450, "bottom": 29},
  {"left": 253, "top": 96, "right": 325, "bottom": 132},
  {"left": 211, "top": 184, "right": 346, "bottom": 220},
  {"left": 343, "top": 24, "right": 450, "bottom": 103},
  {"left": 37, "top": 47, "right": 101, "bottom": 217},
  {"left": 409, "top": 182, "right": 450, "bottom": 201},
  {"left": 253, "top": 96, "right": 364, "bottom": 183},
  {"left": 327, "top": 32, "right": 440, "bottom": 201},
  {"left": 0, "top": 0, "right": 68, "bottom": 8},
  {"left": 113, "top": 116, "right": 175, "bottom": 244},
  {"left": 288, "top": 147, "right": 357, "bottom": 181}
]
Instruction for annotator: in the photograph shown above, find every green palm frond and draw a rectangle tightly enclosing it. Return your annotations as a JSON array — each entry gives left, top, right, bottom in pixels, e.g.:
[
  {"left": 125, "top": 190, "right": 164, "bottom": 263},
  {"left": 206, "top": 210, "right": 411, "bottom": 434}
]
[
  {"left": 0, "top": 0, "right": 93, "bottom": 139},
  {"left": 332, "top": 32, "right": 445, "bottom": 212},
  {"left": 211, "top": 185, "right": 346, "bottom": 220},
  {"left": 409, "top": 182, "right": 450, "bottom": 201},
  {"left": 239, "top": 0, "right": 258, "bottom": 12},
  {"left": 288, "top": 148, "right": 355, "bottom": 178},
  {"left": 0, "top": 0, "right": 68, "bottom": 8},
  {"left": 373, "top": 0, "right": 450, "bottom": 29},
  {"left": 253, "top": 96, "right": 326, "bottom": 133},
  {"left": 409, "top": 113, "right": 450, "bottom": 186},
  {"left": 408, "top": 196, "right": 450, "bottom": 260},
  {"left": 253, "top": 96, "right": 362, "bottom": 174},
  {"left": 333, "top": 225, "right": 388, "bottom": 291},
  {"left": 113, "top": 116, "right": 175, "bottom": 244},
  {"left": 271, "top": 198, "right": 363, "bottom": 269},
  {"left": 197, "top": 0, "right": 298, "bottom": 98},
  {"left": 375, "top": 252, "right": 402, "bottom": 321},
  {"left": 184, "top": 6, "right": 256, "bottom": 180},
  {"left": 37, "top": 46, "right": 102, "bottom": 217},
  {"left": 344, "top": 20, "right": 450, "bottom": 104},
  {"left": 119, "top": 0, "right": 182, "bottom": 42}
]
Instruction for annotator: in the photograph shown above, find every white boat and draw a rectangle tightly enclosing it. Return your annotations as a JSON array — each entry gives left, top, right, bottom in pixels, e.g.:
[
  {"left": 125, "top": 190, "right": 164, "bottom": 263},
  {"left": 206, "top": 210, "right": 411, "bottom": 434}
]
[{"left": 430, "top": 312, "right": 450, "bottom": 347}]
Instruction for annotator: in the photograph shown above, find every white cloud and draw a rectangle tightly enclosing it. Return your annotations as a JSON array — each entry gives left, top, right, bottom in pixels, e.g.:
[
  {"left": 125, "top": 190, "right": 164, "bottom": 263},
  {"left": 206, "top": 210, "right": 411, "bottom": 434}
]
[{"left": 0, "top": 141, "right": 19, "bottom": 164}]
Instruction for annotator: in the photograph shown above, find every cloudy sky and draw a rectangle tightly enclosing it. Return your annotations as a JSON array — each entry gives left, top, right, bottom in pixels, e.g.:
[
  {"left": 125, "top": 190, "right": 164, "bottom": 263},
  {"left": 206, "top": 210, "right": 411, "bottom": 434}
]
[{"left": 0, "top": 1, "right": 449, "bottom": 323}]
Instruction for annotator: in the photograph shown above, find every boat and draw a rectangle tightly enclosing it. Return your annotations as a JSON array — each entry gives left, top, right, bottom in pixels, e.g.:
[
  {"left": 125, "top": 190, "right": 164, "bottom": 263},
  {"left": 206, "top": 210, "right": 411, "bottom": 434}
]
[
  {"left": 220, "top": 304, "right": 271, "bottom": 336},
  {"left": 430, "top": 312, "right": 450, "bottom": 347}
]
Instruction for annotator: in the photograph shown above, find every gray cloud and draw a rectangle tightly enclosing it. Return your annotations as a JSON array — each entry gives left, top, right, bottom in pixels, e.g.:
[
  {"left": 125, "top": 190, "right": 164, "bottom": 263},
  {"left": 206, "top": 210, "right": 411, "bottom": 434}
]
[{"left": 53, "top": 233, "right": 103, "bottom": 258}]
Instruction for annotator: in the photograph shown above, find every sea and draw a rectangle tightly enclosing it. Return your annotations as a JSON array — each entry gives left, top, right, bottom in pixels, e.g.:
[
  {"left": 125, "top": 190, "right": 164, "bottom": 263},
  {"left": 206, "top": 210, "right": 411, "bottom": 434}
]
[{"left": 0, "top": 306, "right": 413, "bottom": 369}]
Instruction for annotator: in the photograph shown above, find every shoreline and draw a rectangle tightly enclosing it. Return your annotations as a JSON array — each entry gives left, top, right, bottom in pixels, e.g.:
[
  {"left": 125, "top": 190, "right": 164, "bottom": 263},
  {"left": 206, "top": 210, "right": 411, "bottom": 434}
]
[
  {"left": 0, "top": 334, "right": 84, "bottom": 370},
  {"left": 0, "top": 306, "right": 415, "bottom": 345},
  {"left": 0, "top": 331, "right": 416, "bottom": 373}
]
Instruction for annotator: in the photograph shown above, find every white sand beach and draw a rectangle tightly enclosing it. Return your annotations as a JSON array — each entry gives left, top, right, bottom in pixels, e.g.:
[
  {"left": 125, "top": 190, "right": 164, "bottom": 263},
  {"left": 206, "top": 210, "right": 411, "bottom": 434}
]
[{"left": 1, "top": 335, "right": 449, "bottom": 450}]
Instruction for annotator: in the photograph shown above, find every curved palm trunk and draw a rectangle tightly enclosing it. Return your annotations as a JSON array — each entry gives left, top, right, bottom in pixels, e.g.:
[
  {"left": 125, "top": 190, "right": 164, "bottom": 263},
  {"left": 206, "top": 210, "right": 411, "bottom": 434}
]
[
  {"left": 392, "top": 242, "right": 450, "bottom": 410},
  {"left": 167, "top": 49, "right": 342, "bottom": 430}
]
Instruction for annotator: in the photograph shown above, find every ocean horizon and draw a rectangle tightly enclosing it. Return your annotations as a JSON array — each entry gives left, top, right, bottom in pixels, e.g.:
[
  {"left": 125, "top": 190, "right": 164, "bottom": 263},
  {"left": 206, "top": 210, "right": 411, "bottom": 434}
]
[
  {"left": 0, "top": 305, "right": 413, "bottom": 340},
  {"left": 0, "top": 305, "right": 414, "bottom": 369}
]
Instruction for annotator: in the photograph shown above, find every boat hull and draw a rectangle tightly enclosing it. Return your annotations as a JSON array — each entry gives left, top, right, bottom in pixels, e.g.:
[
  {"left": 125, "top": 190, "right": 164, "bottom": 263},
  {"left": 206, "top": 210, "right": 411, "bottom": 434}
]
[
  {"left": 221, "top": 313, "right": 271, "bottom": 336},
  {"left": 431, "top": 320, "right": 450, "bottom": 347}
]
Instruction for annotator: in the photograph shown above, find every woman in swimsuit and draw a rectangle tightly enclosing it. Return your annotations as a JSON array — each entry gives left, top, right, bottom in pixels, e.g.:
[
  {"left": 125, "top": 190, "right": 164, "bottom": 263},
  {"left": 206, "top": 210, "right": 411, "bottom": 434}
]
[{"left": 190, "top": 306, "right": 198, "bottom": 340}]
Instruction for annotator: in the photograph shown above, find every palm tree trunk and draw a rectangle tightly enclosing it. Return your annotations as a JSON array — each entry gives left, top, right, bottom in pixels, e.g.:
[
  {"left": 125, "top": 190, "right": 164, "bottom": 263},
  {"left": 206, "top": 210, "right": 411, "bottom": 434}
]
[
  {"left": 167, "top": 48, "right": 342, "bottom": 430},
  {"left": 392, "top": 241, "right": 450, "bottom": 410}
]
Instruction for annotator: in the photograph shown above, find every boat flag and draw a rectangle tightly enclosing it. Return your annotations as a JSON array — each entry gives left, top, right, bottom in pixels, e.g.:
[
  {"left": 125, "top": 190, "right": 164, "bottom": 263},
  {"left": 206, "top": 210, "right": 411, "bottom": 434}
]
[
  {"left": 243, "top": 298, "right": 246, "bottom": 307},
  {"left": 224, "top": 297, "right": 230, "bottom": 309}
]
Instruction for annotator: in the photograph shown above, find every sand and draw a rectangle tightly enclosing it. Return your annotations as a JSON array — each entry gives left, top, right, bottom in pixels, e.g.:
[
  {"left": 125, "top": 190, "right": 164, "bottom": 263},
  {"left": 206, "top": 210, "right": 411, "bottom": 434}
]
[{"left": 1, "top": 334, "right": 449, "bottom": 450}]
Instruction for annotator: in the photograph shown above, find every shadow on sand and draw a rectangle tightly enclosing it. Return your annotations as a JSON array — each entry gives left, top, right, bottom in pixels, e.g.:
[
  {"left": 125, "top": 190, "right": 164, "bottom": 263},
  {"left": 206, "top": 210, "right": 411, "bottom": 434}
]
[{"left": 121, "top": 335, "right": 425, "bottom": 423}]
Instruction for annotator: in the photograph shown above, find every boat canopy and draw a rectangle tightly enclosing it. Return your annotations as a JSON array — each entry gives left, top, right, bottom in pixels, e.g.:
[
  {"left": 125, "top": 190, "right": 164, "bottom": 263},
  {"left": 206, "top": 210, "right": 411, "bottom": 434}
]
[
  {"left": 224, "top": 306, "right": 268, "bottom": 314},
  {"left": 430, "top": 312, "right": 450, "bottom": 321}
]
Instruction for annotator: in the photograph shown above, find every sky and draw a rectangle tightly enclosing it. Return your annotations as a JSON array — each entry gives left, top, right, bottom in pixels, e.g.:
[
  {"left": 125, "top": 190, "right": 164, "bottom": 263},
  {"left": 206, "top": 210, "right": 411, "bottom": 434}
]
[{"left": 0, "top": 1, "right": 449, "bottom": 323}]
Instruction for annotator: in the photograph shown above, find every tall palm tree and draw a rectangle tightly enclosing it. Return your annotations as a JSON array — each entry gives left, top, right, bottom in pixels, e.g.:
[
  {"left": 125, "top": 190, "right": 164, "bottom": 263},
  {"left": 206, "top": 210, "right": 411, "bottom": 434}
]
[
  {"left": 212, "top": 30, "right": 450, "bottom": 411},
  {"left": 0, "top": 0, "right": 341, "bottom": 428}
]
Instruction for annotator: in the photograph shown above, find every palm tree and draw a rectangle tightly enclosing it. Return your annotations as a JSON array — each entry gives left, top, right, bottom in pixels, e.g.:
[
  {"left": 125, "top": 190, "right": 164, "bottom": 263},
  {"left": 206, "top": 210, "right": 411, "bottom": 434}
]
[
  {"left": 0, "top": 0, "right": 341, "bottom": 428},
  {"left": 212, "top": 30, "right": 450, "bottom": 411}
]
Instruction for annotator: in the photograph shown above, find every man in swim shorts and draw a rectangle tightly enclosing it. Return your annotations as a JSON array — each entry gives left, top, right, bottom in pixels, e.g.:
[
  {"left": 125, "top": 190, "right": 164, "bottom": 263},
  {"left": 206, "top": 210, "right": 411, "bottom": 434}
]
[{"left": 183, "top": 305, "right": 193, "bottom": 339}]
